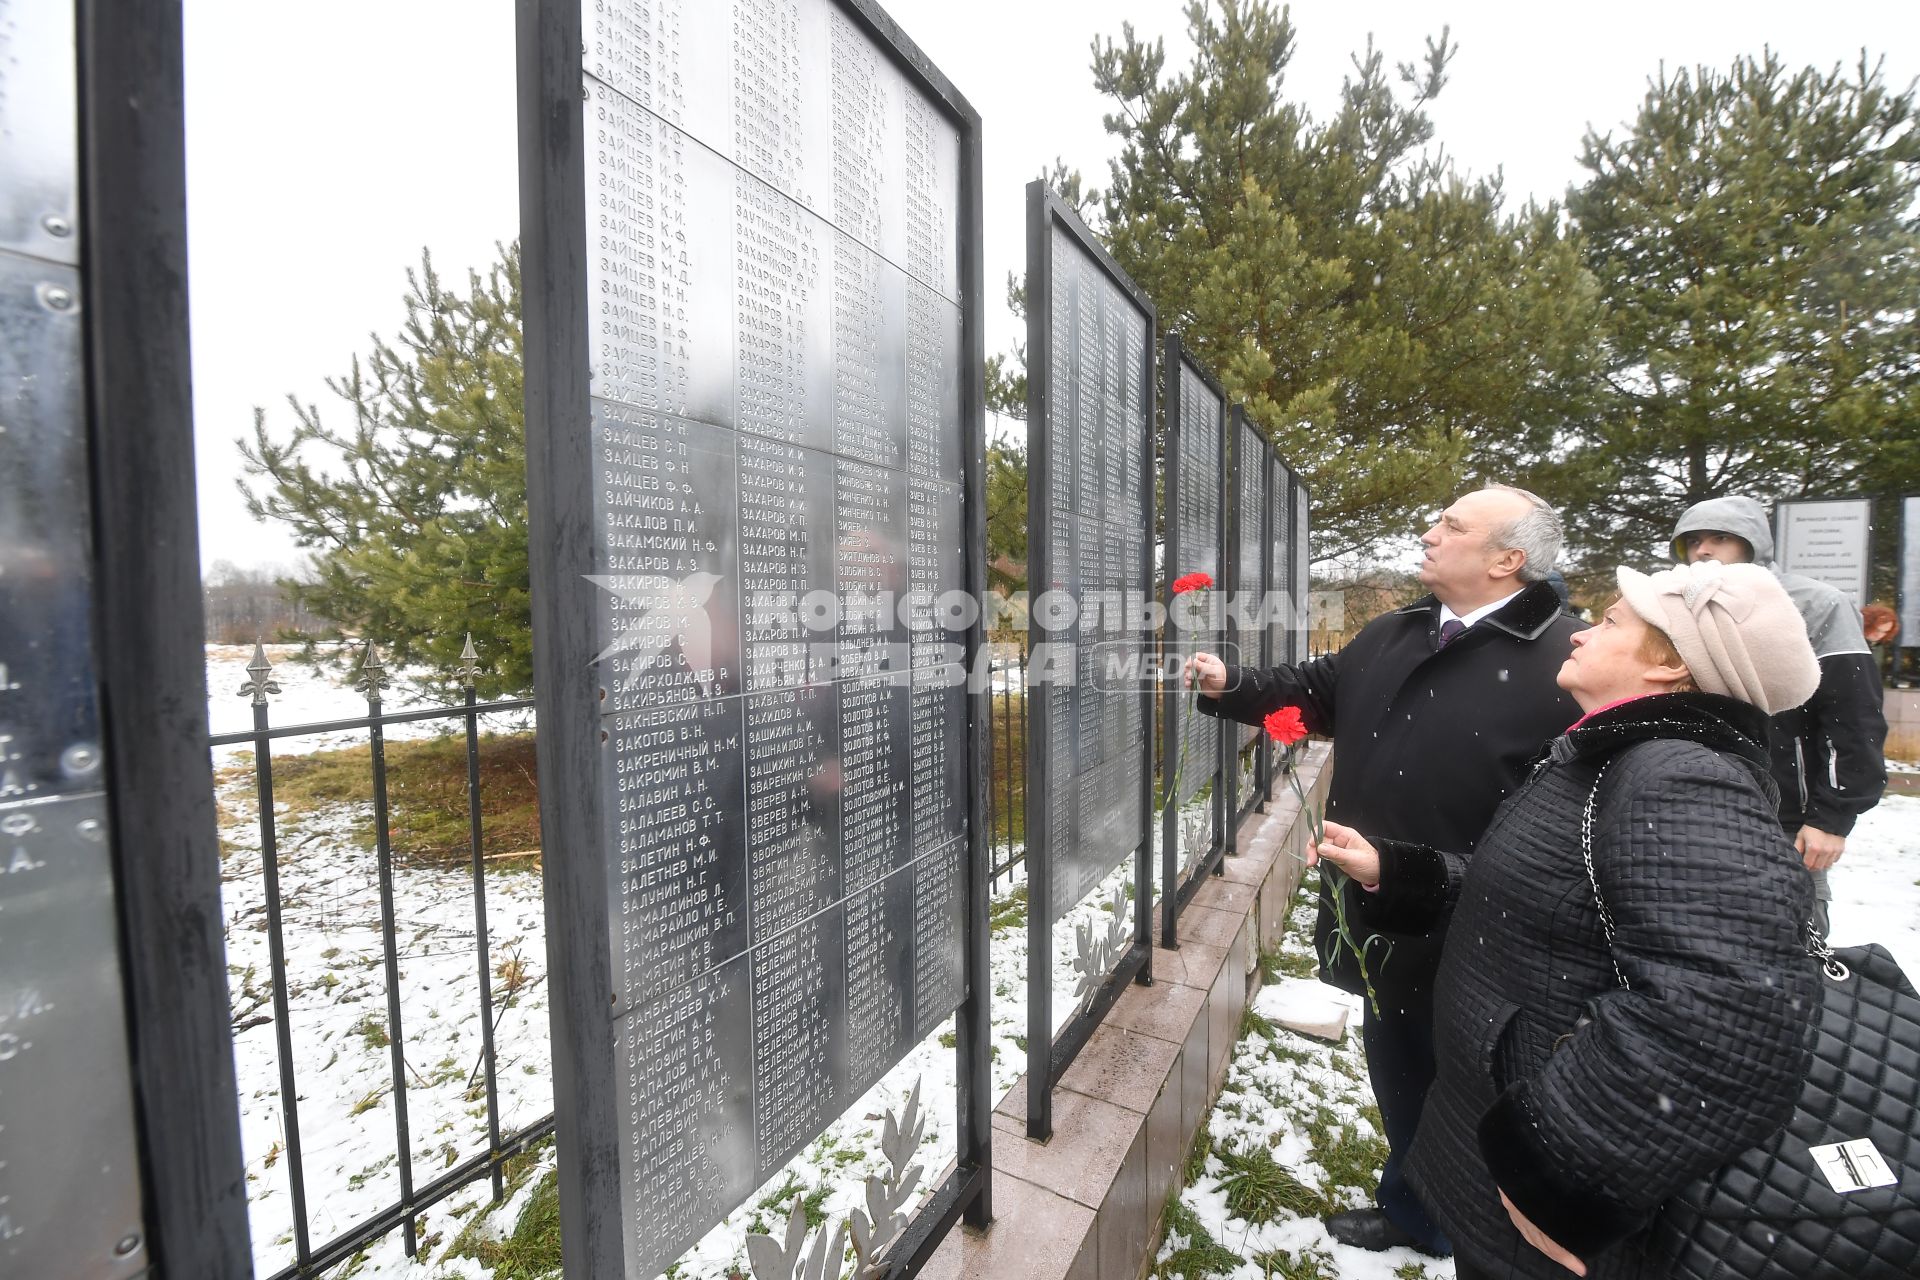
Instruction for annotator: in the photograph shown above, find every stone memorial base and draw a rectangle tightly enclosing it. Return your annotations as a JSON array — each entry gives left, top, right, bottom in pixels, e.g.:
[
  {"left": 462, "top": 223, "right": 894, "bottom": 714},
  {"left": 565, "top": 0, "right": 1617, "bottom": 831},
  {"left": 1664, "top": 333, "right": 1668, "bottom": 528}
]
[{"left": 923, "top": 744, "right": 1332, "bottom": 1280}]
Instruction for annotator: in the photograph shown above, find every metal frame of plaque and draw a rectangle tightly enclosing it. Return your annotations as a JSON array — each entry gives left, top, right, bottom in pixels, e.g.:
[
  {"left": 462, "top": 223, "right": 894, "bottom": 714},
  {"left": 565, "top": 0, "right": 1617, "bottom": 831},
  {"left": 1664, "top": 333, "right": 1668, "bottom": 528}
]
[
  {"left": 1265, "top": 446, "right": 1293, "bottom": 771},
  {"left": 1158, "top": 332, "right": 1228, "bottom": 948},
  {"left": 0, "top": 1, "right": 251, "bottom": 1275},
  {"left": 1901, "top": 495, "right": 1920, "bottom": 651},
  {"left": 518, "top": 1, "right": 991, "bottom": 1275},
  {"left": 1294, "top": 473, "right": 1312, "bottom": 664},
  {"left": 1022, "top": 183, "right": 1157, "bottom": 1141},
  {"left": 1225, "top": 408, "right": 1268, "bottom": 852}
]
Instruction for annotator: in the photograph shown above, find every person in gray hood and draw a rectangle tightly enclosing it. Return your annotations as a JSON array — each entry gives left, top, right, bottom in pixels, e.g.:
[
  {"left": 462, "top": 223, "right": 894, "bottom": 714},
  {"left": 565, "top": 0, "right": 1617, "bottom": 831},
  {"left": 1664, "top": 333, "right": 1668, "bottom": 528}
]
[{"left": 1670, "top": 495, "right": 1888, "bottom": 934}]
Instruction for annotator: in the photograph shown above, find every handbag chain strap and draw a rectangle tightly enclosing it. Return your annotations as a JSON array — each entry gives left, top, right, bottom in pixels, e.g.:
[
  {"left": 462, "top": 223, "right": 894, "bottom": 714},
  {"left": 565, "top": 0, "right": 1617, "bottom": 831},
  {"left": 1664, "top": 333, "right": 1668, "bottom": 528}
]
[{"left": 1579, "top": 763, "right": 1849, "bottom": 992}]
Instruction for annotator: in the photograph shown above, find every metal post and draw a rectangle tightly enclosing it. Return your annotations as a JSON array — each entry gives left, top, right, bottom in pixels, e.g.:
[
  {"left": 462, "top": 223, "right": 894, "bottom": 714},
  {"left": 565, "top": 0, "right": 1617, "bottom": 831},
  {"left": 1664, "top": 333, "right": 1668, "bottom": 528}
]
[
  {"left": 1023, "top": 177, "right": 1054, "bottom": 1141},
  {"left": 68, "top": 0, "right": 253, "bottom": 1271},
  {"left": 459, "top": 634, "right": 506, "bottom": 1202},
  {"left": 360, "top": 642, "right": 418, "bottom": 1256},
  {"left": 247, "top": 646, "right": 310, "bottom": 1268}
]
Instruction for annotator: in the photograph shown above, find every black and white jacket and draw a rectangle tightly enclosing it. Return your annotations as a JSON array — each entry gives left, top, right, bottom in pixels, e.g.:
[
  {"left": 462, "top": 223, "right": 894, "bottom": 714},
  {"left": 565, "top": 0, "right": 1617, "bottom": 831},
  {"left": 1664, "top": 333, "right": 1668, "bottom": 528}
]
[{"left": 1364, "top": 692, "right": 1817, "bottom": 1279}]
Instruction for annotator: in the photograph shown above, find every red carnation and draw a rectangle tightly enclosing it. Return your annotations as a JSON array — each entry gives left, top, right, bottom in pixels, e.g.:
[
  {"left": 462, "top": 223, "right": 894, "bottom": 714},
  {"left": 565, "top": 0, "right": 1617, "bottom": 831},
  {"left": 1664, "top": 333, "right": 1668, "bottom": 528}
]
[
  {"left": 1263, "top": 706, "right": 1308, "bottom": 746},
  {"left": 1172, "top": 571, "right": 1214, "bottom": 595}
]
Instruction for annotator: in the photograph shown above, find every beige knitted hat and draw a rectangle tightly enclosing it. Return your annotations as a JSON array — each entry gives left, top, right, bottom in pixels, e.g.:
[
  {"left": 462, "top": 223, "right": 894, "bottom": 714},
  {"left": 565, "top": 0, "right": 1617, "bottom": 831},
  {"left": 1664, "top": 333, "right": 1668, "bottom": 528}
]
[{"left": 1616, "top": 562, "right": 1819, "bottom": 714}]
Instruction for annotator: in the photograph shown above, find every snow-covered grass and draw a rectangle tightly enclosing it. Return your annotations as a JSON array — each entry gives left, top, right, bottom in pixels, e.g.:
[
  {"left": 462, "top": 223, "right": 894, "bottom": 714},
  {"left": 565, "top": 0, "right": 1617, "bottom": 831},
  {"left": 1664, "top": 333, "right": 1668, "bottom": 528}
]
[{"left": 1151, "top": 885, "right": 1450, "bottom": 1280}]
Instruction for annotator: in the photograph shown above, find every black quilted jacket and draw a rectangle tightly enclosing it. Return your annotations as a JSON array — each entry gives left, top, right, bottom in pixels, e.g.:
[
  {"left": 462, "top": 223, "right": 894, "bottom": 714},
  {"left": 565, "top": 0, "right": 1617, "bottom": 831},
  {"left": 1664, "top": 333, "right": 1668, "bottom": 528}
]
[{"left": 1363, "top": 692, "right": 1817, "bottom": 1279}]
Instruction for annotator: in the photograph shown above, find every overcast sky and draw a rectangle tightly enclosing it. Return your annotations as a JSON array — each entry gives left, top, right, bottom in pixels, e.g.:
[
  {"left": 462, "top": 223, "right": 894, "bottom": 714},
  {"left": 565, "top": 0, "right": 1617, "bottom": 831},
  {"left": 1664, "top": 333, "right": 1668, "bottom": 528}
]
[{"left": 182, "top": 0, "right": 1920, "bottom": 572}]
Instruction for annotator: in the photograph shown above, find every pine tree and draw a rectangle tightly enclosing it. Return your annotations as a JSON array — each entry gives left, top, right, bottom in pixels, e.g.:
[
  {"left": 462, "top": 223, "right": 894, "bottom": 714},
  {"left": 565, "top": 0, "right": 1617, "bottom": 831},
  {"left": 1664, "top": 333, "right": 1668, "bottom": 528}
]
[
  {"left": 1090, "top": 0, "right": 1601, "bottom": 564},
  {"left": 1565, "top": 51, "right": 1920, "bottom": 564},
  {"left": 238, "top": 246, "right": 531, "bottom": 697}
]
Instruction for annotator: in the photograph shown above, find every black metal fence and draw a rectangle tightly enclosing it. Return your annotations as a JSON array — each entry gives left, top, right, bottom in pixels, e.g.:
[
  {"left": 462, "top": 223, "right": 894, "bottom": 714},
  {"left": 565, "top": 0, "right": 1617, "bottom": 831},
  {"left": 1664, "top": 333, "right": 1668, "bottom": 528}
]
[
  {"left": 209, "top": 639, "right": 551, "bottom": 1280},
  {"left": 209, "top": 637, "right": 1032, "bottom": 1276},
  {"left": 985, "top": 649, "right": 1028, "bottom": 892}
]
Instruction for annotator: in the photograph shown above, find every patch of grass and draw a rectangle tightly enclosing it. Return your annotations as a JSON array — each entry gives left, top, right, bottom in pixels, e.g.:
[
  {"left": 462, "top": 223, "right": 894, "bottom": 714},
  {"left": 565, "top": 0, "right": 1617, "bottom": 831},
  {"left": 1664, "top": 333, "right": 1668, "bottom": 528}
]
[
  {"left": 987, "top": 691, "right": 1027, "bottom": 848},
  {"left": 448, "top": 1167, "right": 564, "bottom": 1280},
  {"left": 1240, "top": 1007, "right": 1279, "bottom": 1046},
  {"left": 1250, "top": 1245, "right": 1334, "bottom": 1279},
  {"left": 1152, "top": 1198, "right": 1242, "bottom": 1279},
  {"left": 348, "top": 1088, "right": 387, "bottom": 1117},
  {"left": 1261, "top": 946, "right": 1318, "bottom": 982},
  {"left": 228, "top": 731, "right": 543, "bottom": 870},
  {"left": 1215, "top": 1143, "right": 1322, "bottom": 1225},
  {"left": 989, "top": 883, "right": 1028, "bottom": 934},
  {"left": 1394, "top": 1263, "right": 1434, "bottom": 1280},
  {"left": 747, "top": 1175, "right": 832, "bottom": 1237},
  {"left": 1182, "top": 1128, "right": 1213, "bottom": 1188},
  {"left": 1304, "top": 1106, "right": 1389, "bottom": 1210},
  {"left": 351, "top": 1013, "right": 390, "bottom": 1050}
]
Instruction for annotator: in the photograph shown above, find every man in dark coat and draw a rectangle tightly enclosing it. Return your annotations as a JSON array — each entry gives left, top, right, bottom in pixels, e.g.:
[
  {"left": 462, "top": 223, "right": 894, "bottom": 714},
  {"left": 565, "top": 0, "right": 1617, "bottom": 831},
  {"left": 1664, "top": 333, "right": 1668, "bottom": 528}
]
[
  {"left": 1311, "top": 562, "right": 1820, "bottom": 1279},
  {"left": 1187, "top": 485, "right": 1586, "bottom": 1255}
]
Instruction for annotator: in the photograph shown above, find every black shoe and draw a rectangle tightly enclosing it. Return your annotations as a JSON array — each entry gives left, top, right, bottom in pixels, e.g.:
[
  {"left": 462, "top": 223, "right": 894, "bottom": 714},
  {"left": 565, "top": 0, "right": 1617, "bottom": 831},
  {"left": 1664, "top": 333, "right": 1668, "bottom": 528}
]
[{"left": 1323, "top": 1207, "right": 1428, "bottom": 1253}]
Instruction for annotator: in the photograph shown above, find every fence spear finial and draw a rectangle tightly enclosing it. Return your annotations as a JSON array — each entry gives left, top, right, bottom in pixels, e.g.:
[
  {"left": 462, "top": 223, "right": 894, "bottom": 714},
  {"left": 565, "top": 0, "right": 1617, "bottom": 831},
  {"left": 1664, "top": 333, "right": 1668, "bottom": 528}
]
[
  {"left": 456, "top": 632, "right": 481, "bottom": 685},
  {"left": 354, "top": 639, "right": 391, "bottom": 699},
  {"left": 239, "top": 639, "right": 281, "bottom": 705}
]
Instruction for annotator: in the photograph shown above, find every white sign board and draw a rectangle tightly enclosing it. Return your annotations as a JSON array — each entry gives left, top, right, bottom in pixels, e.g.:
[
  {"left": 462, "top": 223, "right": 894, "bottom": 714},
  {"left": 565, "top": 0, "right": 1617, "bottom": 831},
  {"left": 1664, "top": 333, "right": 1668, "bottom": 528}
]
[
  {"left": 1901, "top": 496, "right": 1920, "bottom": 649},
  {"left": 1773, "top": 498, "right": 1872, "bottom": 607}
]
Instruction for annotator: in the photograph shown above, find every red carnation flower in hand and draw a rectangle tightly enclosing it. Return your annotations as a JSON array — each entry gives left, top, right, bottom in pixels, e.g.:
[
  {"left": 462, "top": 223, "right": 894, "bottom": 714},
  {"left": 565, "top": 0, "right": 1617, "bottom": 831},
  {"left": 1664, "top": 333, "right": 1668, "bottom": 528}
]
[
  {"left": 1172, "top": 571, "right": 1214, "bottom": 595},
  {"left": 1263, "top": 706, "right": 1308, "bottom": 746}
]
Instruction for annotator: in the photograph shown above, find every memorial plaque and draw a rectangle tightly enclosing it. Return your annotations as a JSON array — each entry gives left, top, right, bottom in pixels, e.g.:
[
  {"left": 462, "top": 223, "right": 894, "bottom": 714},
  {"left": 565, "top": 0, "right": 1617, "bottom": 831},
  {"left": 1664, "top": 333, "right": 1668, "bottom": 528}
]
[
  {"left": 1773, "top": 498, "right": 1873, "bottom": 608},
  {"left": 1268, "top": 451, "right": 1293, "bottom": 681},
  {"left": 1023, "top": 184, "right": 1155, "bottom": 1137},
  {"left": 1033, "top": 216, "right": 1152, "bottom": 922},
  {"left": 524, "top": 1, "right": 984, "bottom": 1273},
  {"left": 0, "top": 10, "right": 149, "bottom": 1272},
  {"left": 1160, "top": 336, "right": 1228, "bottom": 941}
]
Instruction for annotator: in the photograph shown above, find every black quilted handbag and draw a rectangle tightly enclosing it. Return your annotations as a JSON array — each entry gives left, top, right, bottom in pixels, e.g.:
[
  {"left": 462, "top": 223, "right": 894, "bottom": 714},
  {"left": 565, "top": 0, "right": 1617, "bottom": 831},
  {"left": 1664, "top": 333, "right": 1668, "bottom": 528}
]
[{"left": 1581, "top": 765, "right": 1920, "bottom": 1279}]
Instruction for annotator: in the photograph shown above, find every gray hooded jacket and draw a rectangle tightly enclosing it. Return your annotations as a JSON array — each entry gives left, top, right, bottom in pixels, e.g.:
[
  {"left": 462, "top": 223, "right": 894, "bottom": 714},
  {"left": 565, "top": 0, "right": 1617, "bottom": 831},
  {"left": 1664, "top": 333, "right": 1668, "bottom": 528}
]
[{"left": 1671, "top": 496, "right": 1887, "bottom": 835}]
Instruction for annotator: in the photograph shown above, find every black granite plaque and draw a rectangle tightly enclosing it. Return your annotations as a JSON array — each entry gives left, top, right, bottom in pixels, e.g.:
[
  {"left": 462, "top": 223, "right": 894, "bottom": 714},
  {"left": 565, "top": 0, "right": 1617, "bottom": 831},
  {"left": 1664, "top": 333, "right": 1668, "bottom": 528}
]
[
  {"left": 548, "top": 2, "right": 978, "bottom": 1273},
  {"left": 1268, "top": 453, "right": 1293, "bottom": 677},
  {"left": 1032, "top": 214, "right": 1153, "bottom": 929},
  {"left": 1170, "top": 353, "right": 1223, "bottom": 809}
]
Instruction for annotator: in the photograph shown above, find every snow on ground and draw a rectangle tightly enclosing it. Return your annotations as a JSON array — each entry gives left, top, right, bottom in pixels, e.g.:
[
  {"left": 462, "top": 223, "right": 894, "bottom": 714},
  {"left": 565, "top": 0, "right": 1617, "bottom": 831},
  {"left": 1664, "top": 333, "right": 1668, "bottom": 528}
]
[
  {"left": 219, "top": 782, "right": 554, "bottom": 1278},
  {"left": 1826, "top": 794, "right": 1920, "bottom": 977}
]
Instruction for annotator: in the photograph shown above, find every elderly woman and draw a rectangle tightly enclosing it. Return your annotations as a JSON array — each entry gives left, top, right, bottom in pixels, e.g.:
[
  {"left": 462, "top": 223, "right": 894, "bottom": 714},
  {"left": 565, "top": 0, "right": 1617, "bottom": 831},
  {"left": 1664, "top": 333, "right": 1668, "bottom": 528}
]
[{"left": 1314, "top": 561, "right": 1821, "bottom": 1279}]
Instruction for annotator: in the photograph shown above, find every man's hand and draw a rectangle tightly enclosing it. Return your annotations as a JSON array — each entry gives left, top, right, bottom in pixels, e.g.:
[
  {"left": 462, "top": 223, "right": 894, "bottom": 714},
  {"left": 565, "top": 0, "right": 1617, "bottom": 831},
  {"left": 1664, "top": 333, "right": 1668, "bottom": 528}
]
[
  {"left": 1311, "top": 820, "right": 1382, "bottom": 888},
  {"left": 1795, "top": 825, "right": 1846, "bottom": 872},
  {"left": 1185, "top": 652, "right": 1227, "bottom": 697},
  {"left": 1499, "top": 1190, "right": 1587, "bottom": 1276}
]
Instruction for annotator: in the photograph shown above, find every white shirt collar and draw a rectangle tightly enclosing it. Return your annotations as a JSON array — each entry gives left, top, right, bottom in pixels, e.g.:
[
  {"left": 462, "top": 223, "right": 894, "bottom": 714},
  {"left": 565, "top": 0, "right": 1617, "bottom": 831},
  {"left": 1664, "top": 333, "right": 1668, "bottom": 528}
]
[{"left": 1438, "top": 586, "right": 1525, "bottom": 633}]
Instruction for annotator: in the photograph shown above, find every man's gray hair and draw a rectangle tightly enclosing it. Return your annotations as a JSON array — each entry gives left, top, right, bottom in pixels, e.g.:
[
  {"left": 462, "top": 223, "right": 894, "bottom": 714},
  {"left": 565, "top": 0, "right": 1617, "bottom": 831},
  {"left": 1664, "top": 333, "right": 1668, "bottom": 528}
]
[{"left": 1484, "top": 484, "right": 1562, "bottom": 582}]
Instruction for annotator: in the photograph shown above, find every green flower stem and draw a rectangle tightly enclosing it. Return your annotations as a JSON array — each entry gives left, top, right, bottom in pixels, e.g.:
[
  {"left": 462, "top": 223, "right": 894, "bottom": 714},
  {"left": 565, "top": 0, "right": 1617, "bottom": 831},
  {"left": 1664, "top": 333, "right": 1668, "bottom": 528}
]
[{"left": 1286, "top": 751, "right": 1383, "bottom": 1017}]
